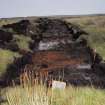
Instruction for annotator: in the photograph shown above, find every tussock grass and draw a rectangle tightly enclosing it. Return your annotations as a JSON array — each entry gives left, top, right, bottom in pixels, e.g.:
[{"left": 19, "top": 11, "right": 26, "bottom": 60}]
[
  {"left": 1, "top": 85, "right": 105, "bottom": 105},
  {"left": 1, "top": 65, "right": 105, "bottom": 105},
  {"left": 5, "top": 85, "right": 48, "bottom": 105}
]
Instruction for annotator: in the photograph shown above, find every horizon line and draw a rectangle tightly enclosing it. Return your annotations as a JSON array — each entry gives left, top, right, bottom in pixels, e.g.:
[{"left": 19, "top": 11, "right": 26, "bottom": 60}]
[{"left": 0, "top": 13, "right": 105, "bottom": 19}]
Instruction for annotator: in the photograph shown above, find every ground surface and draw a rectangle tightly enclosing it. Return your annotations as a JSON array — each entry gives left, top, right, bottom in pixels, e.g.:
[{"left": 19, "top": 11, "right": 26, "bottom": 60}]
[
  {"left": 0, "top": 15, "right": 104, "bottom": 75},
  {"left": 0, "top": 14, "right": 105, "bottom": 105}
]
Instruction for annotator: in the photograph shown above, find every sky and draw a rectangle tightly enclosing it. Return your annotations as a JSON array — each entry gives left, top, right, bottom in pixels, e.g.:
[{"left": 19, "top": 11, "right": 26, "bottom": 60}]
[{"left": 0, "top": 0, "right": 105, "bottom": 18}]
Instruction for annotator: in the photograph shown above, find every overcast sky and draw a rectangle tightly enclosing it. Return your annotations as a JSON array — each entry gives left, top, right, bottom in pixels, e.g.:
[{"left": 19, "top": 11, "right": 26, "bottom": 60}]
[{"left": 0, "top": 0, "right": 105, "bottom": 18}]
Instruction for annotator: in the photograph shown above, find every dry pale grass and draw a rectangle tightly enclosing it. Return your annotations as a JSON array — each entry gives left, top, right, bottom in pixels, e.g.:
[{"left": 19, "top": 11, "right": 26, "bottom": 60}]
[
  {"left": 1, "top": 66, "right": 105, "bottom": 105},
  {"left": 0, "top": 84, "right": 104, "bottom": 105}
]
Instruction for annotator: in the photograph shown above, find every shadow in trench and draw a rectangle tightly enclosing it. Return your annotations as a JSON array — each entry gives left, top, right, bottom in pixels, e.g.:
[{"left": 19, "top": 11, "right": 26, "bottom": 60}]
[{"left": 0, "top": 52, "right": 32, "bottom": 87}]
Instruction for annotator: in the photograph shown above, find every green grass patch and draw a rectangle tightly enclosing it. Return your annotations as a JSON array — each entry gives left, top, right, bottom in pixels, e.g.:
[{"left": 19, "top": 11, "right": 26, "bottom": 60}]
[
  {"left": 85, "top": 27, "right": 105, "bottom": 60},
  {"left": 0, "top": 49, "right": 20, "bottom": 76},
  {"left": 65, "top": 16, "right": 105, "bottom": 60},
  {"left": 14, "top": 35, "right": 32, "bottom": 51}
]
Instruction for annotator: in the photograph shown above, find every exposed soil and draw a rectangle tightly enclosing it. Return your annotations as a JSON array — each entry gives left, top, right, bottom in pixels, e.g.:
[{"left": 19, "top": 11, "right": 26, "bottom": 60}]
[{"left": 0, "top": 18, "right": 105, "bottom": 88}]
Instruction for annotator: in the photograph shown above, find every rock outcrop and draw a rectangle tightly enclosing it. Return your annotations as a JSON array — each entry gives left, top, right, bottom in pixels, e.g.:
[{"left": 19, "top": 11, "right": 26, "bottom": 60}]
[{"left": 1, "top": 18, "right": 105, "bottom": 88}]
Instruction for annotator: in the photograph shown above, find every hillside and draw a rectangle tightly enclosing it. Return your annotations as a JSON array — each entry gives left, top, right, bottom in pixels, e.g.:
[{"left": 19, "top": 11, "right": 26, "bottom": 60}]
[
  {"left": 0, "top": 15, "right": 105, "bottom": 88},
  {"left": 64, "top": 15, "right": 105, "bottom": 59},
  {"left": 0, "top": 15, "right": 105, "bottom": 58}
]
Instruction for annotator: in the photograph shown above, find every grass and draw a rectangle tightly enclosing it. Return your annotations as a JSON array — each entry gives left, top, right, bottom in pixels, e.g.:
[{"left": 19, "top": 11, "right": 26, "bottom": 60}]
[
  {"left": 0, "top": 49, "right": 20, "bottom": 76},
  {"left": 65, "top": 15, "right": 105, "bottom": 60},
  {"left": 14, "top": 35, "right": 32, "bottom": 51},
  {"left": 1, "top": 69, "right": 105, "bottom": 105},
  {"left": 1, "top": 85, "right": 105, "bottom": 105},
  {"left": 86, "top": 27, "right": 105, "bottom": 59},
  {"left": 3, "top": 15, "right": 104, "bottom": 59},
  {"left": 1, "top": 15, "right": 105, "bottom": 105},
  {"left": 0, "top": 35, "right": 32, "bottom": 76}
]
